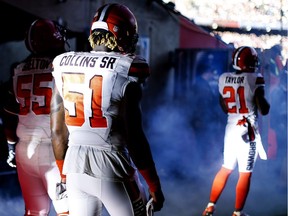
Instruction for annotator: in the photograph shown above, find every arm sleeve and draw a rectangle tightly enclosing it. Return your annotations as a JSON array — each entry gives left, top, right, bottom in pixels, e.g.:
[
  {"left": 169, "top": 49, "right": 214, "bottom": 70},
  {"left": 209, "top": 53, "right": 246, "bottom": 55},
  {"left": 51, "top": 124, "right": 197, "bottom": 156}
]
[
  {"left": 219, "top": 94, "right": 228, "bottom": 114},
  {"left": 50, "top": 86, "right": 69, "bottom": 160},
  {"left": 254, "top": 86, "right": 270, "bottom": 115},
  {"left": 123, "top": 82, "right": 161, "bottom": 192},
  {"left": 1, "top": 80, "right": 19, "bottom": 142}
]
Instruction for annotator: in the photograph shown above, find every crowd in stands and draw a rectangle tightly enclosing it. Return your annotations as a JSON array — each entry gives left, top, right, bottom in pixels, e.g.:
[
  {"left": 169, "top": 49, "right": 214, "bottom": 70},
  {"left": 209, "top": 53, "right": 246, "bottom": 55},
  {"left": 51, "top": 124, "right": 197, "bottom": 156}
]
[
  {"left": 174, "top": 0, "right": 287, "bottom": 30},
  {"left": 170, "top": 0, "right": 288, "bottom": 62}
]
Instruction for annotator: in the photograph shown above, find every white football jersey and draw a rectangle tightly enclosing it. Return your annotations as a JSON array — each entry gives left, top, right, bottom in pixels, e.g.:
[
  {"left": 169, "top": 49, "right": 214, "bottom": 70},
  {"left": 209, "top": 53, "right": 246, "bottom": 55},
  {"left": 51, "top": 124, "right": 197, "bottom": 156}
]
[
  {"left": 218, "top": 71, "right": 265, "bottom": 124},
  {"left": 13, "top": 56, "right": 54, "bottom": 139},
  {"left": 219, "top": 71, "right": 267, "bottom": 164},
  {"left": 52, "top": 51, "right": 149, "bottom": 150}
]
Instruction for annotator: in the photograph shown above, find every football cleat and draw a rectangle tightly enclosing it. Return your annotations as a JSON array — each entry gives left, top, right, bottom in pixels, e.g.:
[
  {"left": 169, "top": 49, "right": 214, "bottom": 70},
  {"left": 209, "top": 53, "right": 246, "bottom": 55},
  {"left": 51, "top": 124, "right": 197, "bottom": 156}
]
[
  {"left": 57, "top": 212, "right": 69, "bottom": 216},
  {"left": 202, "top": 205, "right": 215, "bottom": 216},
  {"left": 232, "top": 211, "right": 250, "bottom": 216}
]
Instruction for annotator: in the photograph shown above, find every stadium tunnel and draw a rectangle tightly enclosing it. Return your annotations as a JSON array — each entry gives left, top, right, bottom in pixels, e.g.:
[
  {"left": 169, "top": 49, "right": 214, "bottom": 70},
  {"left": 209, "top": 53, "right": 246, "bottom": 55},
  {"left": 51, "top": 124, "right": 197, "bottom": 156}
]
[{"left": 0, "top": 1, "right": 80, "bottom": 45}]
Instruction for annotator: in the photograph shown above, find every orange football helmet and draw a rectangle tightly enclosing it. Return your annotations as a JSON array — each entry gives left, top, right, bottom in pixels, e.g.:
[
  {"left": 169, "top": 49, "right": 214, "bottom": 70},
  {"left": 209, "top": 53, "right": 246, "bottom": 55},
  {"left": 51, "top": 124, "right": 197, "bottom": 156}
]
[
  {"left": 90, "top": 3, "right": 138, "bottom": 53},
  {"left": 25, "top": 19, "right": 66, "bottom": 55},
  {"left": 232, "top": 46, "right": 259, "bottom": 72}
]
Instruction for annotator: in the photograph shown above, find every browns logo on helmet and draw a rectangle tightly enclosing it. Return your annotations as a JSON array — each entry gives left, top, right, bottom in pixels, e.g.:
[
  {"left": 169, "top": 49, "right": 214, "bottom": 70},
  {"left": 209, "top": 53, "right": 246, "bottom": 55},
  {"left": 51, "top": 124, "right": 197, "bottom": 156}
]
[
  {"left": 90, "top": 3, "right": 138, "bottom": 53},
  {"left": 25, "top": 19, "right": 67, "bottom": 55},
  {"left": 232, "top": 46, "right": 259, "bottom": 72}
]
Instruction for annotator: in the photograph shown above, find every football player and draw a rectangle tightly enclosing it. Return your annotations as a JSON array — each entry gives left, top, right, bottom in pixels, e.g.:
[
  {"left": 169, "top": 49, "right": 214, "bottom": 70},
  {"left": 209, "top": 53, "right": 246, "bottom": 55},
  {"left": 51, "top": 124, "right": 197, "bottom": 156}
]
[
  {"left": 201, "top": 46, "right": 270, "bottom": 216},
  {"left": 50, "top": 3, "right": 164, "bottom": 216},
  {"left": 2, "top": 19, "right": 69, "bottom": 216}
]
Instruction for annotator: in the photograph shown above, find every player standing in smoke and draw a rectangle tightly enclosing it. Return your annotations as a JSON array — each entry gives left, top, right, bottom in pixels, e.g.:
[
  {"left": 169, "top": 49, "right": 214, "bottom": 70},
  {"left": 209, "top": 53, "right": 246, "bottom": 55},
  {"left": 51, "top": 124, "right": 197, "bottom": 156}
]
[
  {"left": 201, "top": 46, "right": 270, "bottom": 216},
  {"left": 50, "top": 3, "right": 164, "bottom": 216},
  {"left": 2, "top": 19, "right": 69, "bottom": 216}
]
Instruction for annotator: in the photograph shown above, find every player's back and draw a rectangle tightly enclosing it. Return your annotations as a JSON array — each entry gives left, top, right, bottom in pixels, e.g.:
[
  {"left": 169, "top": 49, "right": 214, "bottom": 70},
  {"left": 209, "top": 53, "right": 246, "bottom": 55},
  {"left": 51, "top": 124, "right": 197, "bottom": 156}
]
[
  {"left": 52, "top": 51, "right": 149, "bottom": 150},
  {"left": 13, "top": 55, "right": 54, "bottom": 139},
  {"left": 218, "top": 71, "right": 265, "bottom": 124}
]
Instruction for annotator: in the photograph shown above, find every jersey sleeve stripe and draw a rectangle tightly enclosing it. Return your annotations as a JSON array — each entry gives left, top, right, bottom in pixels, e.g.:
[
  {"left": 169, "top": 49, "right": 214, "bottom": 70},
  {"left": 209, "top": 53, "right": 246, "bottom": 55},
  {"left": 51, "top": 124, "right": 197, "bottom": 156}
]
[{"left": 128, "top": 62, "right": 150, "bottom": 78}]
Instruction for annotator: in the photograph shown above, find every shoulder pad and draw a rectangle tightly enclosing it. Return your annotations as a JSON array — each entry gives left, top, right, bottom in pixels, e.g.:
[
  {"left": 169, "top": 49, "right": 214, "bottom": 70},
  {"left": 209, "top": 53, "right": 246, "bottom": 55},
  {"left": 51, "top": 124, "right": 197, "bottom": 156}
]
[{"left": 128, "top": 55, "right": 150, "bottom": 80}]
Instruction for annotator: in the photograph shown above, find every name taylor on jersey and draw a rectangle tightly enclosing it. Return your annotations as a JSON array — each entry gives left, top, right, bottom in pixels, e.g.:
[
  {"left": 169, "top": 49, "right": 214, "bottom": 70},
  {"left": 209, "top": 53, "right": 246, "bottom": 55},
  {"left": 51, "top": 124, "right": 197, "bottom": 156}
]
[{"left": 225, "top": 76, "right": 245, "bottom": 84}]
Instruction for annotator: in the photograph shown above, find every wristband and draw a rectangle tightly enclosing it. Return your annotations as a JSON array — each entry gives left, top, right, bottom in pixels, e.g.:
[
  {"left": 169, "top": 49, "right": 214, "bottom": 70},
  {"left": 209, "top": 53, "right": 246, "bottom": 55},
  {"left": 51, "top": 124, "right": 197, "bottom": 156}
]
[
  {"left": 7, "top": 141, "right": 17, "bottom": 151},
  {"left": 56, "top": 159, "right": 66, "bottom": 179},
  {"left": 139, "top": 166, "right": 161, "bottom": 192}
]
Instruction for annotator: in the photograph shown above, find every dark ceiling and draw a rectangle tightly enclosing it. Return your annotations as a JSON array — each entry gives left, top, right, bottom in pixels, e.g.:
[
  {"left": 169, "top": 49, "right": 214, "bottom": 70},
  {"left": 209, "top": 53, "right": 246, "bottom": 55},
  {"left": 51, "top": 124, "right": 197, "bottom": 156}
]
[
  {"left": 0, "top": 1, "right": 80, "bottom": 44},
  {"left": 0, "top": 1, "right": 40, "bottom": 43}
]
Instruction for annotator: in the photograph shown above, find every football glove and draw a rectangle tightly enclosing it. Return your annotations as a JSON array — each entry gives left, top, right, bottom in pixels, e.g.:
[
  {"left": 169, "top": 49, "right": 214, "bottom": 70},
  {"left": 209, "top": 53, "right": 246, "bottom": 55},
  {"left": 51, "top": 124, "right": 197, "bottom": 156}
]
[
  {"left": 56, "top": 182, "right": 68, "bottom": 200},
  {"left": 146, "top": 198, "right": 154, "bottom": 216},
  {"left": 7, "top": 142, "right": 16, "bottom": 168},
  {"left": 54, "top": 182, "right": 69, "bottom": 214}
]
